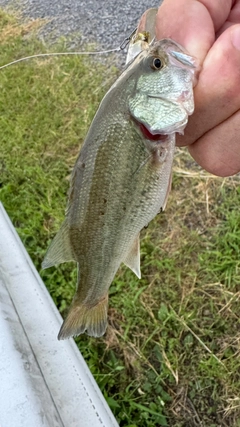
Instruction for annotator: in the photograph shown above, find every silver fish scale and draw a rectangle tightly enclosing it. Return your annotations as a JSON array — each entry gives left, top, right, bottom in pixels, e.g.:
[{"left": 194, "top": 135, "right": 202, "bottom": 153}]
[
  {"left": 69, "top": 120, "right": 148, "bottom": 299},
  {"left": 68, "top": 120, "right": 175, "bottom": 305}
]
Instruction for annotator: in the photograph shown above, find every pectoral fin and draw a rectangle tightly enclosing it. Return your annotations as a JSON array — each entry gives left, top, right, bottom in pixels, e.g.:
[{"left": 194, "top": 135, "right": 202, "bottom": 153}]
[
  {"left": 123, "top": 234, "right": 141, "bottom": 279},
  {"left": 162, "top": 171, "right": 172, "bottom": 211},
  {"left": 42, "top": 220, "right": 77, "bottom": 269}
]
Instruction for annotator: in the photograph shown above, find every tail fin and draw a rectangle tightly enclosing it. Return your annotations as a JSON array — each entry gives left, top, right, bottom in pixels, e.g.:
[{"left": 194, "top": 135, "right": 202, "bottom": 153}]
[{"left": 58, "top": 295, "right": 108, "bottom": 339}]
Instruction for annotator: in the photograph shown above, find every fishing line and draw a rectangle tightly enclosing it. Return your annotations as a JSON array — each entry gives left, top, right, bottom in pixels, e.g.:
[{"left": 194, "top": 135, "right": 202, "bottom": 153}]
[
  {"left": 0, "top": 29, "right": 137, "bottom": 70},
  {"left": 0, "top": 48, "right": 120, "bottom": 70}
]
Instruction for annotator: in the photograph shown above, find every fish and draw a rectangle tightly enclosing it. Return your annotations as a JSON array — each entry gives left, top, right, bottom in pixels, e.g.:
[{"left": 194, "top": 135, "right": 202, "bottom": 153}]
[{"left": 42, "top": 38, "right": 198, "bottom": 339}]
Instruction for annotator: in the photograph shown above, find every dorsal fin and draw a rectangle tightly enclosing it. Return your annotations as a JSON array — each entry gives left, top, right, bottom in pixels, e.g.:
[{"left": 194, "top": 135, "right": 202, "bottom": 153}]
[
  {"left": 42, "top": 220, "right": 77, "bottom": 269},
  {"left": 123, "top": 234, "right": 141, "bottom": 279}
]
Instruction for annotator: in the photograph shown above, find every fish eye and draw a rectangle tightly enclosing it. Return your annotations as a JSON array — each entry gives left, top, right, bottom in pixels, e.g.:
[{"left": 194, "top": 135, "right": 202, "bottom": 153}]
[{"left": 151, "top": 57, "right": 163, "bottom": 70}]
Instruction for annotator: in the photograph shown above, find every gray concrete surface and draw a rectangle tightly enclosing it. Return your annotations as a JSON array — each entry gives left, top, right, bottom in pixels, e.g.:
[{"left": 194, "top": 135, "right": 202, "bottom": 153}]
[{"left": 0, "top": 0, "right": 163, "bottom": 65}]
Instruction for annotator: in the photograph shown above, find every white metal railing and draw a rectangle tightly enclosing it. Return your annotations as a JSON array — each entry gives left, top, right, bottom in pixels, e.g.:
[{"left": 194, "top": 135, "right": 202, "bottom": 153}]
[{"left": 0, "top": 202, "right": 119, "bottom": 427}]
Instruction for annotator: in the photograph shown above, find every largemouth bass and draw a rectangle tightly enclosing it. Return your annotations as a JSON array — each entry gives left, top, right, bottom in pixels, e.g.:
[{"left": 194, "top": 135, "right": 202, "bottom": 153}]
[{"left": 42, "top": 39, "right": 198, "bottom": 339}]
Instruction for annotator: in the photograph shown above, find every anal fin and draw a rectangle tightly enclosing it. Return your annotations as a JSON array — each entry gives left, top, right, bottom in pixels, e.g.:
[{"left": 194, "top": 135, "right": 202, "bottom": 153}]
[
  {"left": 42, "top": 220, "right": 76, "bottom": 269},
  {"left": 123, "top": 234, "right": 141, "bottom": 279}
]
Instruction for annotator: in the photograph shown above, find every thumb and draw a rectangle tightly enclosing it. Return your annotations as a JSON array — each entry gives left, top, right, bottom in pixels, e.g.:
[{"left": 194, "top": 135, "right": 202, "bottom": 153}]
[{"left": 156, "top": 0, "right": 232, "bottom": 62}]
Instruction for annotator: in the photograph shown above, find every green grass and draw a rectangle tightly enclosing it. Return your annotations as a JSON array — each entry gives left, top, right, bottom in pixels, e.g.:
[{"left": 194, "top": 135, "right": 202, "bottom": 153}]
[{"left": 0, "top": 10, "right": 240, "bottom": 427}]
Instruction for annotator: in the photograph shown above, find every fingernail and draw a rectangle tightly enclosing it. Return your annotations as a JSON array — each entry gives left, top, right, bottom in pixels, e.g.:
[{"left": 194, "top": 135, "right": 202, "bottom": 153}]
[{"left": 231, "top": 25, "right": 240, "bottom": 50}]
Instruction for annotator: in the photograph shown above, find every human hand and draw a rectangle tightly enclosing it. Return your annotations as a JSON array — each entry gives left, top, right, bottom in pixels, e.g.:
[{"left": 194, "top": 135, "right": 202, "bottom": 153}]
[{"left": 141, "top": 1, "right": 240, "bottom": 177}]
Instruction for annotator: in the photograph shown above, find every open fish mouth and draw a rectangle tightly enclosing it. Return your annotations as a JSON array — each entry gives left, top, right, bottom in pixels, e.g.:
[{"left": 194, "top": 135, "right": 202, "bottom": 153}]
[
  {"left": 137, "top": 122, "right": 169, "bottom": 141},
  {"left": 139, "top": 114, "right": 188, "bottom": 137},
  {"left": 131, "top": 103, "right": 189, "bottom": 140},
  {"left": 129, "top": 91, "right": 191, "bottom": 138},
  {"left": 130, "top": 113, "right": 170, "bottom": 141}
]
